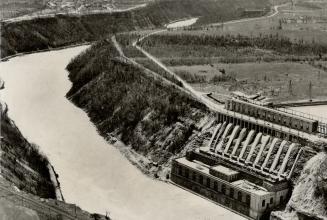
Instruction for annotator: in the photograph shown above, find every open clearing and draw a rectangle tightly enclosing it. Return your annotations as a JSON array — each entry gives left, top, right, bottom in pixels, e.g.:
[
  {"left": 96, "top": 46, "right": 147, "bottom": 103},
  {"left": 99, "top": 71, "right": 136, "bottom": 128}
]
[
  {"left": 162, "top": 1, "right": 327, "bottom": 45},
  {"left": 171, "top": 62, "right": 327, "bottom": 102}
]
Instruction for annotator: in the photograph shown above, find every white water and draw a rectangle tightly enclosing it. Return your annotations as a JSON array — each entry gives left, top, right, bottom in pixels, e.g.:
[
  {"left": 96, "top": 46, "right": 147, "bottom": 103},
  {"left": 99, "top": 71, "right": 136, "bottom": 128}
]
[
  {"left": 0, "top": 47, "right": 244, "bottom": 220},
  {"left": 166, "top": 18, "right": 198, "bottom": 28}
]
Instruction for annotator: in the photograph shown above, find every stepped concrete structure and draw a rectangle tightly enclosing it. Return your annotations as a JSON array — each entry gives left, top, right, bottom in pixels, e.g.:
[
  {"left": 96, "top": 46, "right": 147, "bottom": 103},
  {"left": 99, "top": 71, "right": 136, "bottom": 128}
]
[{"left": 171, "top": 97, "right": 323, "bottom": 220}]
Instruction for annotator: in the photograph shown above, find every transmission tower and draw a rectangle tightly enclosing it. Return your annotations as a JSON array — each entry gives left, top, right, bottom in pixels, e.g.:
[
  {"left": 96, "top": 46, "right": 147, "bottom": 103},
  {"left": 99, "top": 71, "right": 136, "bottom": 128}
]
[
  {"left": 309, "top": 81, "right": 312, "bottom": 101},
  {"left": 288, "top": 79, "right": 293, "bottom": 96}
]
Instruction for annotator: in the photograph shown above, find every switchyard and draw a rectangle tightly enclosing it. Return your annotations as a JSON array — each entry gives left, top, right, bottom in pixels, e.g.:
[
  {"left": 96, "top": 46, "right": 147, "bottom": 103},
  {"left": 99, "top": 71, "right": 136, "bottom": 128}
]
[{"left": 171, "top": 97, "right": 321, "bottom": 220}]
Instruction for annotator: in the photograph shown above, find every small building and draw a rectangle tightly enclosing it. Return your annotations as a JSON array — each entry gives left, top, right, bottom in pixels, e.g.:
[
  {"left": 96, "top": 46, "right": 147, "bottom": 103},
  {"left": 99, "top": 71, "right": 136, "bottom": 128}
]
[{"left": 225, "top": 98, "right": 319, "bottom": 133}]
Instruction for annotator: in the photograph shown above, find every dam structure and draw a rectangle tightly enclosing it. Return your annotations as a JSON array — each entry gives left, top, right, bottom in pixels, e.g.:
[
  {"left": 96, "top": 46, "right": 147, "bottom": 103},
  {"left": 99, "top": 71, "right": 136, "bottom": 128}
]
[{"left": 171, "top": 97, "right": 322, "bottom": 220}]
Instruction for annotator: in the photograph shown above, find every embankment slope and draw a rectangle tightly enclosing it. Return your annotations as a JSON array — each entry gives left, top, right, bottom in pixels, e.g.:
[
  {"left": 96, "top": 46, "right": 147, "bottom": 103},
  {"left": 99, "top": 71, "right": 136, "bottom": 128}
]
[
  {"left": 272, "top": 152, "right": 327, "bottom": 220},
  {"left": 0, "top": 99, "right": 107, "bottom": 219},
  {"left": 1, "top": 0, "right": 270, "bottom": 58},
  {"left": 66, "top": 39, "right": 217, "bottom": 177}
]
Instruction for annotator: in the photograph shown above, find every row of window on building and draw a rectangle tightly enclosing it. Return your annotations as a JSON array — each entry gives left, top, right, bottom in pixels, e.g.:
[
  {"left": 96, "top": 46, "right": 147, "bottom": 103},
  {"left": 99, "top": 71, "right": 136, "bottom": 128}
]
[
  {"left": 226, "top": 100, "right": 315, "bottom": 133},
  {"left": 173, "top": 164, "right": 251, "bottom": 206}
]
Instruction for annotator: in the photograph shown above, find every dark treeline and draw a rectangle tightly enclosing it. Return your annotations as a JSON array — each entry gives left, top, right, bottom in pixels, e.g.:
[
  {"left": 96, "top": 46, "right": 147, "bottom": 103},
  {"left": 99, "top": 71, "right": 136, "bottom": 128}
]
[
  {"left": 67, "top": 40, "right": 209, "bottom": 164},
  {"left": 66, "top": 39, "right": 119, "bottom": 96},
  {"left": 1, "top": 105, "right": 56, "bottom": 198},
  {"left": 142, "top": 33, "right": 327, "bottom": 56},
  {"left": 1, "top": 0, "right": 269, "bottom": 58}
]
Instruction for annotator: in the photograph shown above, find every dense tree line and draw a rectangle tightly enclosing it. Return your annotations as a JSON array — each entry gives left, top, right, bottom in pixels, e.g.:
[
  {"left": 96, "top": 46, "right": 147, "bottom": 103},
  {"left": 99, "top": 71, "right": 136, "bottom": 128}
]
[
  {"left": 66, "top": 39, "right": 119, "bottom": 96},
  {"left": 1, "top": 0, "right": 269, "bottom": 58},
  {"left": 142, "top": 33, "right": 327, "bottom": 56},
  {"left": 67, "top": 40, "right": 209, "bottom": 164}
]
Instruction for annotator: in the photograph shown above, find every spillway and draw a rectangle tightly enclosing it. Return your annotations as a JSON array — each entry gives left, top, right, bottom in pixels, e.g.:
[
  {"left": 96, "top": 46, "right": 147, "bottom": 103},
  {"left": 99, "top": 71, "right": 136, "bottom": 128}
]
[
  {"left": 245, "top": 133, "right": 262, "bottom": 163},
  {"left": 270, "top": 140, "right": 288, "bottom": 172},
  {"left": 224, "top": 125, "right": 240, "bottom": 155},
  {"left": 238, "top": 130, "right": 255, "bottom": 160},
  {"left": 253, "top": 136, "right": 270, "bottom": 167},
  {"left": 209, "top": 123, "right": 222, "bottom": 151},
  {"left": 231, "top": 128, "right": 247, "bottom": 157},
  {"left": 215, "top": 123, "right": 233, "bottom": 153},
  {"left": 278, "top": 143, "right": 296, "bottom": 176}
]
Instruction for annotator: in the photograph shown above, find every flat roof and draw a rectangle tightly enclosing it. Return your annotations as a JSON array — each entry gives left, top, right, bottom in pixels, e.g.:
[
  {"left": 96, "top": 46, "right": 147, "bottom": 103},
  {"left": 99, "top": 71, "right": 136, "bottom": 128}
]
[
  {"left": 230, "top": 98, "right": 317, "bottom": 123},
  {"left": 175, "top": 157, "right": 271, "bottom": 196},
  {"left": 232, "top": 180, "right": 270, "bottom": 196},
  {"left": 175, "top": 157, "right": 211, "bottom": 175},
  {"left": 211, "top": 165, "right": 239, "bottom": 177}
]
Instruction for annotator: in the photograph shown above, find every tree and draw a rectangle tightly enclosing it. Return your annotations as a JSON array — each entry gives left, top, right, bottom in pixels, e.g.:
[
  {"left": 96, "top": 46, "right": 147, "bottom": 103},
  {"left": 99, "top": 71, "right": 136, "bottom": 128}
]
[{"left": 91, "top": 213, "right": 101, "bottom": 220}]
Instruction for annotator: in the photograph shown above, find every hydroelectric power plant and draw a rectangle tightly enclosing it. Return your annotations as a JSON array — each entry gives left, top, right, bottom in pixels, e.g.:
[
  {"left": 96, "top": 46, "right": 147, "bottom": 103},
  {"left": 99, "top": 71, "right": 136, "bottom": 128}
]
[{"left": 171, "top": 96, "right": 326, "bottom": 220}]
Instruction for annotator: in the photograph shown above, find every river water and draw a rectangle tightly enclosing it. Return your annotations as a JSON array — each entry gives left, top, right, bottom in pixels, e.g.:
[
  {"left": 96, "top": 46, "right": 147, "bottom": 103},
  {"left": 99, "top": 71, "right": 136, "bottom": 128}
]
[
  {"left": 166, "top": 18, "right": 198, "bottom": 28},
  {"left": 0, "top": 47, "right": 245, "bottom": 220}
]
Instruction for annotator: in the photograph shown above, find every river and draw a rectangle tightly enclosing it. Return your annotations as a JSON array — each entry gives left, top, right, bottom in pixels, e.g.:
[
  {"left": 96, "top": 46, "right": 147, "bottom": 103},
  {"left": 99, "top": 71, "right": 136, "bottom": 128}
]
[
  {"left": 166, "top": 18, "right": 198, "bottom": 28},
  {"left": 0, "top": 47, "right": 245, "bottom": 220}
]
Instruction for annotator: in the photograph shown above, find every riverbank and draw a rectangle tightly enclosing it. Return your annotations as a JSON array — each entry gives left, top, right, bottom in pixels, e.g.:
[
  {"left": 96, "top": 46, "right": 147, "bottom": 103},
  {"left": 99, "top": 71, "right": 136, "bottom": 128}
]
[
  {"left": 0, "top": 45, "right": 245, "bottom": 220},
  {"left": 0, "top": 42, "right": 91, "bottom": 62}
]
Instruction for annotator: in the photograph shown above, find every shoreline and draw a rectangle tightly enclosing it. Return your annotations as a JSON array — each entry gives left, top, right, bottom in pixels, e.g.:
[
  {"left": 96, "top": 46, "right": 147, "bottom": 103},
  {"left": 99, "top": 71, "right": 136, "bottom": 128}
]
[
  {"left": 47, "top": 164, "right": 65, "bottom": 202},
  {"left": 0, "top": 42, "right": 92, "bottom": 62}
]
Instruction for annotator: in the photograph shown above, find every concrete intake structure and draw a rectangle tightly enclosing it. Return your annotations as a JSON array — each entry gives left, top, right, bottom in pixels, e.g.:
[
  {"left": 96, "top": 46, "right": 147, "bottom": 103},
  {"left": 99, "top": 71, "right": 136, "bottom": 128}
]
[{"left": 170, "top": 98, "right": 315, "bottom": 219}]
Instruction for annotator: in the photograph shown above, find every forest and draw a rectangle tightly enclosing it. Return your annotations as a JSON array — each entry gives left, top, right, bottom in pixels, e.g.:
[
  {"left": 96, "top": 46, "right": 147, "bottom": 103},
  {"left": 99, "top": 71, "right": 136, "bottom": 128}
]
[
  {"left": 66, "top": 39, "right": 211, "bottom": 168},
  {"left": 141, "top": 33, "right": 327, "bottom": 57},
  {"left": 1, "top": 0, "right": 270, "bottom": 58}
]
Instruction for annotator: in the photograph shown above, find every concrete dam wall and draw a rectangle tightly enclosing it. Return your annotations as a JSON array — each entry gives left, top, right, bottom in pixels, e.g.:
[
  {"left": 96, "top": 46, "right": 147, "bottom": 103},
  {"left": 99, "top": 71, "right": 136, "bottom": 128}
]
[{"left": 208, "top": 122, "right": 302, "bottom": 182}]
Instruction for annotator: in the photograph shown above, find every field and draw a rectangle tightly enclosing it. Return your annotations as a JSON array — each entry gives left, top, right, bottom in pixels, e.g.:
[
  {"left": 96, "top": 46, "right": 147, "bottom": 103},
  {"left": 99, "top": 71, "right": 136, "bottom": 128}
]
[
  {"left": 162, "top": 0, "right": 327, "bottom": 45},
  {"left": 170, "top": 62, "right": 327, "bottom": 102},
  {"left": 124, "top": 0, "right": 327, "bottom": 103},
  {"left": 0, "top": 0, "right": 45, "bottom": 19},
  {"left": 0, "top": 0, "right": 151, "bottom": 19}
]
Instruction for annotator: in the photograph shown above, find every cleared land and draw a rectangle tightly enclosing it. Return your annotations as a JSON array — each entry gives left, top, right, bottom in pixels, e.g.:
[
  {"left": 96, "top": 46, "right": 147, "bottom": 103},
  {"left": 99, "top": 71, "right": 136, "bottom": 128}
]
[
  {"left": 0, "top": 0, "right": 151, "bottom": 19},
  {"left": 0, "top": 0, "right": 45, "bottom": 19},
  {"left": 170, "top": 62, "right": 327, "bottom": 102},
  {"left": 125, "top": 0, "right": 327, "bottom": 103},
  {"left": 162, "top": 0, "right": 327, "bottom": 45}
]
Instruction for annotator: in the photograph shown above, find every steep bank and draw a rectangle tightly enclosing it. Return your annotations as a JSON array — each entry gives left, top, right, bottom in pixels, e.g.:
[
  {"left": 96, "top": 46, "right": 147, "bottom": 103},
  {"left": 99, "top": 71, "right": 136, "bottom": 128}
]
[
  {"left": 271, "top": 152, "right": 327, "bottom": 220},
  {"left": 1, "top": 101, "right": 56, "bottom": 199},
  {"left": 0, "top": 0, "right": 270, "bottom": 58},
  {"left": 66, "top": 39, "right": 217, "bottom": 178},
  {"left": 0, "top": 98, "right": 108, "bottom": 220}
]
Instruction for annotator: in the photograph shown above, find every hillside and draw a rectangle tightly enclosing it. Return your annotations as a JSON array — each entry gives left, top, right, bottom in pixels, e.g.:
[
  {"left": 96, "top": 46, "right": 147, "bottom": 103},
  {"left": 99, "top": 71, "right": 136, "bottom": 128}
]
[
  {"left": 271, "top": 152, "right": 327, "bottom": 220},
  {"left": 66, "top": 39, "right": 217, "bottom": 178},
  {"left": 1, "top": 102, "right": 56, "bottom": 199},
  {"left": 0, "top": 0, "right": 270, "bottom": 58},
  {"left": 0, "top": 99, "right": 108, "bottom": 219},
  {"left": 0, "top": 0, "right": 45, "bottom": 19}
]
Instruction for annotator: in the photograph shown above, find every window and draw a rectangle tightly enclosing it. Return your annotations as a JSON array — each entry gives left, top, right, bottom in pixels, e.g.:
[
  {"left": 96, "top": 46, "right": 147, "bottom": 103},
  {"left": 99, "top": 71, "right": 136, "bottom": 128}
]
[
  {"left": 199, "top": 175, "right": 203, "bottom": 185},
  {"left": 262, "top": 200, "right": 266, "bottom": 207},
  {"left": 178, "top": 166, "right": 182, "bottom": 175},
  {"left": 206, "top": 178, "right": 211, "bottom": 187},
  {"left": 214, "top": 181, "right": 218, "bottom": 191},
  {"left": 246, "top": 195, "right": 250, "bottom": 205},
  {"left": 230, "top": 188, "right": 234, "bottom": 198},
  {"left": 280, "top": 196, "right": 284, "bottom": 203},
  {"left": 192, "top": 172, "right": 196, "bottom": 181},
  {"left": 185, "top": 169, "right": 189, "bottom": 178},
  {"left": 270, "top": 198, "right": 274, "bottom": 204},
  {"left": 238, "top": 192, "right": 242, "bottom": 201},
  {"left": 222, "top": 184, "right": 226, "bottom": 194}
]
